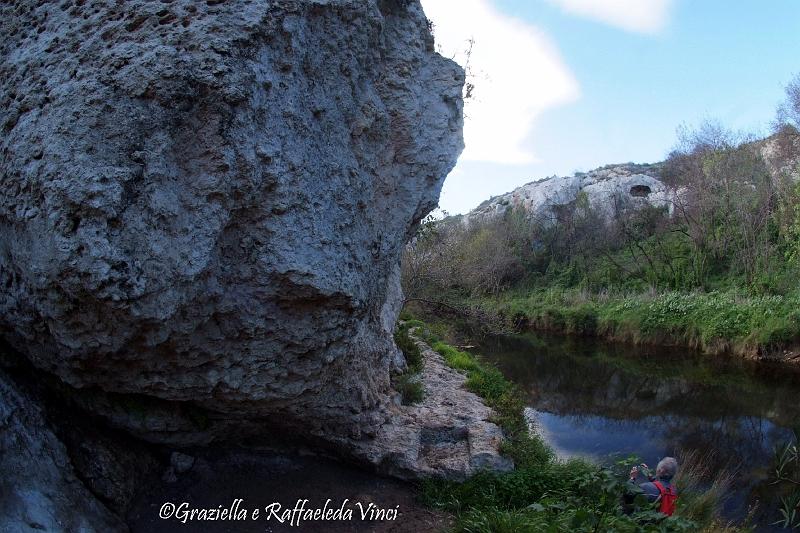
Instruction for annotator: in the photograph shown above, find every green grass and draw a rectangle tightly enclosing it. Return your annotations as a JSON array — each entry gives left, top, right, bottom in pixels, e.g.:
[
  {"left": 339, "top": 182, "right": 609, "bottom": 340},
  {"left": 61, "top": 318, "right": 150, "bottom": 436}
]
[
  {"left": 483, "top": 288, "right": 800, "bottom": 358},
  {"left": 428, "top": 338, "right": 527, "bottom": 435},
  {"left": 671, "top": 450, "right": 737, "bottom": 528},
  {"left": 432, "top": 342, "right": 481, "bottom": 373},
  {"left": 408, "top": 320, "right": 739, "bottom": 532}
]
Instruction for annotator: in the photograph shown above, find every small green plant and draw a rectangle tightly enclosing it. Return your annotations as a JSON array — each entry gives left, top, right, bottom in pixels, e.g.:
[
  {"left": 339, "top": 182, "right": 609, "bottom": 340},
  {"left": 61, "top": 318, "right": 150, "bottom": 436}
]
[
  {"left": 394, "top": 372, "right": 424, "bottom": 405},
  {"left": 394, "top": 322, "right": 423, "bottom": 373},
  {"left": 771, "top": 430, "right": 800, "bottom": 529},
  {"left": 392, "top": 320, "right": 425, "bottom": 404},
  {"left": 399, "top": 309, "right": 415, "bottom": 322}
]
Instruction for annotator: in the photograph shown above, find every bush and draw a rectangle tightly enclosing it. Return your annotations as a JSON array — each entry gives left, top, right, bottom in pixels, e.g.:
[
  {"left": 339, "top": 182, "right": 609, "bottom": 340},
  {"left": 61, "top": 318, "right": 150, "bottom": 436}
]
[
  {"left": 392, "top": 321, "right": 425, "bottom": 404},
  {"left": 394, "top": 322, "right": 423, "bottom": 373},
  {"left": 394, "top": 372, "right": 424, "bottom": 405}
]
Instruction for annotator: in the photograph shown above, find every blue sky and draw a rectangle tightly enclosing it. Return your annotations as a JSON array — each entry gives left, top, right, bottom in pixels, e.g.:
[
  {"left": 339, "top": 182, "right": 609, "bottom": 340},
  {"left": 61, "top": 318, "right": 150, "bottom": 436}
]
[{"left": 422, "top": 0, "right": 800, "bottom": 214}]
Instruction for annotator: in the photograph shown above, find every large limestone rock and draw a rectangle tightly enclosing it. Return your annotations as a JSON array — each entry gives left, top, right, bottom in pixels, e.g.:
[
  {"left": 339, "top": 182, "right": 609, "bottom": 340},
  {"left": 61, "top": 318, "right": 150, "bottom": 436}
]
[
  {"left": 1, "top": 0, "right": 462, "bottom": 453},
  {"left": 468, "top": 163, "right": 678, "bottom": 224},
  {"left": 758, "top": 132, "right": 800, "bottom": 181},
  {"left": 468, "top": 138, "right": 800, "bottom": 227}
]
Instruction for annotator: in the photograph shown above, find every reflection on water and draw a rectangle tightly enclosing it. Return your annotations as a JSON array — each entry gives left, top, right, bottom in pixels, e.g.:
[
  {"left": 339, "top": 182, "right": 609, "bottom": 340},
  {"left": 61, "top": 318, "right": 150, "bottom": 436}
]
[
  {"left": 527, "top": 410, "right": 786, "bottom": 467},
  {"left": 475, "top": 333, "right": 800, "bottom": 530}
]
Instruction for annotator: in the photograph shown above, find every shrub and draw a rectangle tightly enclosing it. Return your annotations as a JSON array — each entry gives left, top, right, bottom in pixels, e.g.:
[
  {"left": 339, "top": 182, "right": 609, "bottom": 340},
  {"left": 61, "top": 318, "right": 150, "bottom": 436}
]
[
  {"left": 392, "top": 321, "right": 425, "bottom": 404},
  {"left": 394, "top": 372, "right": 424, "bottom": 405},
  {"left": 394, "top": 323, "right": 423, "bottom": 373}
]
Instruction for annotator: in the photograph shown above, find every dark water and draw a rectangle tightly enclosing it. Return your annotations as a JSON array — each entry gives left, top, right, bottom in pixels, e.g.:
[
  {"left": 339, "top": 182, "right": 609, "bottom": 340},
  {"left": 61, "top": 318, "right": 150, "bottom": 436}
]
[{"left": 474, "top": 333, "right": 800, "bottom": 530}]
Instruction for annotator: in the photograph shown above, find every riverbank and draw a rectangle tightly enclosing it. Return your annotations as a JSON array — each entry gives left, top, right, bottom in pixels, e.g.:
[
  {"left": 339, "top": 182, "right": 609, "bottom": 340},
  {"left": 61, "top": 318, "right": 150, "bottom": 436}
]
[
  {"left": 469, "top": 288, "right": 800, "bottom": 363},
  {"left": 403, "top": 321, "right": 738, "bottom": 532},
  {"left": 472, "top": 329, "right": 800, "bottom": 529}
]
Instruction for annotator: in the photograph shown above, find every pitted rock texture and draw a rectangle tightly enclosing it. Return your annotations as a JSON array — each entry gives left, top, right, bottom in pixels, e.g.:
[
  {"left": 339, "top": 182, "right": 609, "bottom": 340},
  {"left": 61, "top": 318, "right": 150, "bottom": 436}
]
[{"left": 0, "top": 0, "right": 463, "bottom": 450}]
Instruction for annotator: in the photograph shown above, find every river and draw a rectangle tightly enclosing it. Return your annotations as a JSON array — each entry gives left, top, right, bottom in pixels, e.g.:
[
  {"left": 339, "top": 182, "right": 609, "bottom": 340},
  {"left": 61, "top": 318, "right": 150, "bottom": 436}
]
[{"left": 473, "top": 332, "right": 800, "bottom": 531}]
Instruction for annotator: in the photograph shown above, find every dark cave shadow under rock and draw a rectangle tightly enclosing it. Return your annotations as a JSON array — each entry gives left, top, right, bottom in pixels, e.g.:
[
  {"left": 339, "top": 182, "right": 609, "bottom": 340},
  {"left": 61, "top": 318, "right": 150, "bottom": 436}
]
[{"left": 127, "top": 448, "right": 452, "bottom": 533}]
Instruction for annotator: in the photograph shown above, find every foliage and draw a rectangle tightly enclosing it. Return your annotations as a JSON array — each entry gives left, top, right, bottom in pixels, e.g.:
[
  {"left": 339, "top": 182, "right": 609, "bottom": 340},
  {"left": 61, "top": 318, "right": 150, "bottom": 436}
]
[
  {"left": 405, "top": 129, "right": 800, "bottom": 299},
  {"left": 401, "top": 208, "right": 531, "bottom": 300},
  {"left": 486, "top": 288, "right": 800, "bottom": 357},
  {"left": 394, "top": 322, "right": 424, "bottom": 373},
  {"left": 421, "top": 463, "right": 702, "bottom": 533},
  {"left": 413, "top": 325, "right": 740, "bottom": 532},
  {"left": 774, "top": 73, "right": 800, "bottom": 133},
  {"left": 781, "top": 181, "right": 800, "bottom": 267},
  {"left": 394, "top": 372, "right": 424, "bottom": 405},
  {"left": 392, "top": 322, "right": 424, "bottom": 404},
  {"left": 771, "top": 430, "right": 800, "bottom": 529}
]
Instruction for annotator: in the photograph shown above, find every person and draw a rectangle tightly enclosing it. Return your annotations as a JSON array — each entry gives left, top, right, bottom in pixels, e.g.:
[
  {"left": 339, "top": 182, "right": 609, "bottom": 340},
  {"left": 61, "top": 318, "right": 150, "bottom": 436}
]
[{"left": 627, "top": 457, "right": 679, "bottom": 516}]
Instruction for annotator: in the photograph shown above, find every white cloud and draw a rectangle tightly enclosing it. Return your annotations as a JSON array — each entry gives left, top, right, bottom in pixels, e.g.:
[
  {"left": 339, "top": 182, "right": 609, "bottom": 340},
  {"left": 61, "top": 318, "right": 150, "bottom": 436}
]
[
  {"left": 545, "top": 0, "right": 674, "bottom": 34},
  {"left": 421, "top": 0, "right": 579, "bottom": 164}
]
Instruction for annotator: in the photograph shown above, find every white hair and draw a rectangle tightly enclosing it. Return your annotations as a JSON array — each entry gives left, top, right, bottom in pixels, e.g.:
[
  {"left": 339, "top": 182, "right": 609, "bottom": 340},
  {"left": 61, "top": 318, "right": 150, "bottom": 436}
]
[{"left": 656, "top": 457, "right": 678, "bottom": 479}]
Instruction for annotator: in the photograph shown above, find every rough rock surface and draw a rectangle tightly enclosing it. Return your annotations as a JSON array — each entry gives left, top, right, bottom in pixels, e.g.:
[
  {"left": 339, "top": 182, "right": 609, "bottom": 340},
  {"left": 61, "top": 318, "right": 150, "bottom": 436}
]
[
  {"left": 353, "top": 329, "right": 513, "bottom": 480},
  {"left": 1, "top": 0, "right": 462, "bottom": 439},
  {"left": 0, "top": 0, "right": 475, "bottom": 527},
  {"left": 0, "top": 369, "right": 126, "bottom": 533},
  {"left": 759, "top": 133, "right": 800, "bottom": 181},
  {"left": 468, "top": 163, "right": 678, "bottom": 224}
]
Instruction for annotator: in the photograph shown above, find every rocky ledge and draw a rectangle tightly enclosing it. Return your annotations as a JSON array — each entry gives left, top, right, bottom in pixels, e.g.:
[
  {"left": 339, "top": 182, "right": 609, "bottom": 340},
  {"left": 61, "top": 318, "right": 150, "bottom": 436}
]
[{"left": 350, "top": 328, "right": 513, "bottom": 480}]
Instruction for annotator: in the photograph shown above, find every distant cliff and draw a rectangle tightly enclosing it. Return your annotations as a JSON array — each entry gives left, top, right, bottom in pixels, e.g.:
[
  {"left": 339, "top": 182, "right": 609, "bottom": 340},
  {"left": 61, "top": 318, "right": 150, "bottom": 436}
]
[
  {"left": 467, "top": 162, "right": 677, "bottom": 224},
  {"left": 466, "top": 134, "right": 800, "bottom": 225}
]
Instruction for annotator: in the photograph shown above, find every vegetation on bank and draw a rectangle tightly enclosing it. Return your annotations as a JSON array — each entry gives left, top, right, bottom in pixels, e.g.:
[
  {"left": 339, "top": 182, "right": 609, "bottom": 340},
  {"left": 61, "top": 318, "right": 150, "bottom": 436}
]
[
  {"left": 483, "top": 288, "right": 800, "bottom": 358},
  {"left": 405, "top": 318, "right": 739, "bottom": 532},
  {"left": 402, "top": 75, "right": 800, "bottom": 361}
]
